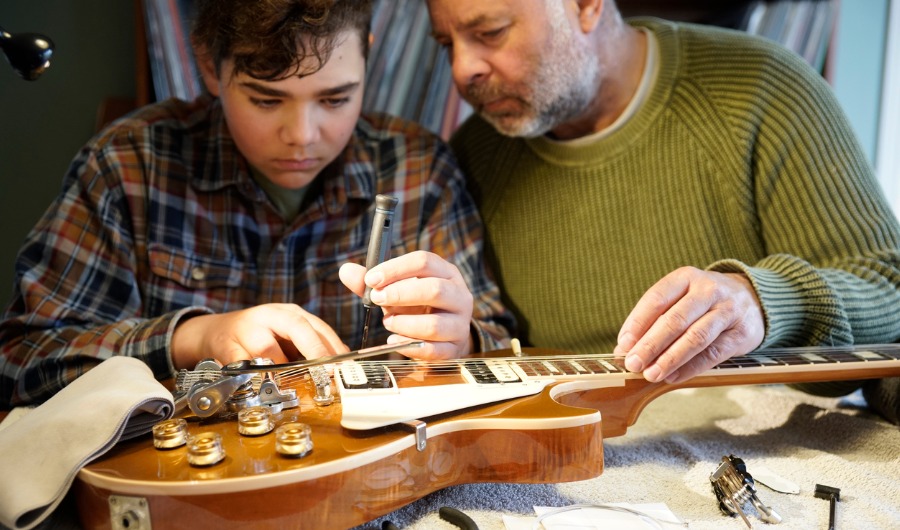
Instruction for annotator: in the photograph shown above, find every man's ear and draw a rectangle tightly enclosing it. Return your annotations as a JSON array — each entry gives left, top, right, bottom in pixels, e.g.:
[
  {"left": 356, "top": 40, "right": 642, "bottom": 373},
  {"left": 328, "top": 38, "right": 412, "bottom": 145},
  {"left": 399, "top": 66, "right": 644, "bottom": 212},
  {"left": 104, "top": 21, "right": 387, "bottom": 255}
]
[
  {"left": 575, "top": 0, "right": 604, "bottom": 33},
  {"left": 193, "top": 43, "right": 221, "bottom": 96}
]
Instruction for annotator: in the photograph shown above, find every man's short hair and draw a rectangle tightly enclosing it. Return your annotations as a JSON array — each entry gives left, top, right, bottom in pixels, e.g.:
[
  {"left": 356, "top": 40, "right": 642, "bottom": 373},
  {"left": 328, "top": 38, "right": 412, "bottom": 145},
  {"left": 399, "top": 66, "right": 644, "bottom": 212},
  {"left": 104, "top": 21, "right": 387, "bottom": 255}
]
[{"left": 192, "top": 0, "right": 373, "bottom": 81}]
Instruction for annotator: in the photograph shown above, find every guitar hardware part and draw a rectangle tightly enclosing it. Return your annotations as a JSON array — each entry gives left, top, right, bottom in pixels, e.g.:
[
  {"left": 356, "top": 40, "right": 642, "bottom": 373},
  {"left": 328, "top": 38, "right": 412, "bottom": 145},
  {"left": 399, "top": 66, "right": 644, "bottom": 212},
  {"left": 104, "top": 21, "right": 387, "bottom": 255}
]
[
  {"left": 710, "top": 455, "right": 781, "bottom": 528},
  {"left": 174, "top": 358, "right": 304, "bottom": 419},
  {"left": 187, "top": 431, "right": 226, "bottom": 466},
  {"left": 275, "top": 422, "right": 313, "bottom": 458},
  {"left": 256, "top": 361, "right": 299, "bottom": 413},
  {"left": 309, "top": 365, "right": 335, "bottom": 406},
  {"left": 188, "top": 373, "right": 255, "bottom": 418},
  {"left": 225, "top": 376, "right": 263, "bottom": 413},
  {"left": 402, "top": 419, "right": 427, "bottom": 451},
  {"left": 237, "top": 406, "right": 275, "bottom": 436},
  {"left": 152, "top": 418, "right": 189, "bottom": 449},
  {"left": 108, "top": 495, "right": 151, "bottom": 530},
  {"left": 511, "top": 337, "right": 524, "bottom": 357}
]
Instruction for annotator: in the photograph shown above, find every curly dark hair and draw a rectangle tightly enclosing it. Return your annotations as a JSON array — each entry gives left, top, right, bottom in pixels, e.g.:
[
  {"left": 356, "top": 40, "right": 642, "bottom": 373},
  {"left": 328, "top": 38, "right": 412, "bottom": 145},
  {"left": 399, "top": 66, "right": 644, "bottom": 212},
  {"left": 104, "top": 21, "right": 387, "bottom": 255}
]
[{"left": 191, "top": 0, "right": 373, "bottom": 81}]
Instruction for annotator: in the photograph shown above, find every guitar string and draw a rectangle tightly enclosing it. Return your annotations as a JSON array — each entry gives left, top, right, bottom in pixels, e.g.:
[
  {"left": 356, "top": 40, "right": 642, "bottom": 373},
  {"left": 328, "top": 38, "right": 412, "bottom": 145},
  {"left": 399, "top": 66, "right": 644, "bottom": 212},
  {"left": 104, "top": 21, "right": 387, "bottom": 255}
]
[
  {"left": 186, "top": 345, "right": 900, "bottom": 386},
  {"left": 265, "top": 345, "right": 900, "bottom": 389}
]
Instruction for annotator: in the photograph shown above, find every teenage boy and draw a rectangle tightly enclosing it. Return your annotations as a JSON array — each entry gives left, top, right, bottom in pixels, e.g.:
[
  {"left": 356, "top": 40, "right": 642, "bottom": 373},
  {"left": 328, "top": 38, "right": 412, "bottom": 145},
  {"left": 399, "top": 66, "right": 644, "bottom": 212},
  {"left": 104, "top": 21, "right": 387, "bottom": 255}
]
[{"left": 0, "top": 0, "right": 513, "bottom": 408}]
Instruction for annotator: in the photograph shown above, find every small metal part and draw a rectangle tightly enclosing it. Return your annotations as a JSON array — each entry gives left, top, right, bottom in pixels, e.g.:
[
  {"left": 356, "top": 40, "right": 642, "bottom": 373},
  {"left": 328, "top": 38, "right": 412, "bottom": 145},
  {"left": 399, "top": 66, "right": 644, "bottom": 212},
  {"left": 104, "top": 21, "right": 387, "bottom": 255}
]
[
  {"left": 152, "top": 418, "right": 189, "bottom": 449},
  {"left": 257, "top": 361, "right": 299, "bottom": 411},
  {"left": 187, "top": 431, "right": 226, "bottom": 466},
  {"left": 220, "top": 340, "right": 424, "bottom": 374},
  {"left": 309, "top": 365, "right": 335, "bottom": 406},
  {"left": 195, "top": 358, "right": 224, "bottom": 371},
  {"left": 109, "top": 495, "right": 151, "bottom": 530},
  {"left": 237, "top": 406, "right": 275, "bottom": 436},
  {"left": 815, "top": 484, "right": 840, "bottom": 530},
  {"left": 225, "top": 377, "right": 262, "bottom": 413},
  {"left": 710, "top": 455, "right": 781, "bottom": 527},
  {"left": 187, "top": 373, "right": 254, "bottom": 418},
  {"left": 360, "top": 307, "right": 373, "bottom": 350},
  {"left": 402, "top": 419, "right": 427, "bottom": 451},
  {"left": 176, "top": 359, "right": 224, "bottom": 394},
  {"left": 275, "top": 422, "right": 313, "bottom": 458}
]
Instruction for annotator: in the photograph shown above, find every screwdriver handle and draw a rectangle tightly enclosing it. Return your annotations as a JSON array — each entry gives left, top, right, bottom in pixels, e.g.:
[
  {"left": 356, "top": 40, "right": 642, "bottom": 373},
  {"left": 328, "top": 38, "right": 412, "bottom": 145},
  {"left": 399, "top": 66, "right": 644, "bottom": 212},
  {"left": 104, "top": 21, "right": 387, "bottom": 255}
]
[{"left": 362, "top": 194, "right": 398, "bottom": 307}]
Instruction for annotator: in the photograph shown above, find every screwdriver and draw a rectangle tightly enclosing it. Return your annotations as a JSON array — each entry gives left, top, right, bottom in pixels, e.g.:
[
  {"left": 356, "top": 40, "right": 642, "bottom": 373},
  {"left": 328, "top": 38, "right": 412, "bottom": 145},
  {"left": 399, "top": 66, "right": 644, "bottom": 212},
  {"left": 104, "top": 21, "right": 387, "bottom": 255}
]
[{"left": 360, "top": 194, "right": 399, "bottom": 350}]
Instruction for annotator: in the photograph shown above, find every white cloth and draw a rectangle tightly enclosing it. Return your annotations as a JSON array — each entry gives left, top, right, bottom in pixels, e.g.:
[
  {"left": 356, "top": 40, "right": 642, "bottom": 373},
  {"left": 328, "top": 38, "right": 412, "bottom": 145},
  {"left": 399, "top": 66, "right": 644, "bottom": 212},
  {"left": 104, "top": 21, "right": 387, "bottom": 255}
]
[{"left": 0, "top": 356, "right": 174, "bottom": 530}]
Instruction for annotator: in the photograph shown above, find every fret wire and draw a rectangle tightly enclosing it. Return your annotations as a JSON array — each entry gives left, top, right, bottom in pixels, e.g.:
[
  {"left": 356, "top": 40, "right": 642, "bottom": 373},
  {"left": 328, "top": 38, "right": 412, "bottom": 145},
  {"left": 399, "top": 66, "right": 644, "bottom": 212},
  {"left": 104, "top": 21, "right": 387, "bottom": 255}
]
[{"left": 203, "top": 344, "right": 900, "bottom": 385}]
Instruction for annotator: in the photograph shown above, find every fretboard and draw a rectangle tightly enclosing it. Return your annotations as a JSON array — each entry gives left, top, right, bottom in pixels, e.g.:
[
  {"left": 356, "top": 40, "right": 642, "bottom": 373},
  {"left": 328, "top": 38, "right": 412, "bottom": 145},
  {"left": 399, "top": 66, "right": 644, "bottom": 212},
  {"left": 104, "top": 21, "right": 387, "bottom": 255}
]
[{"left": 488, "top": 344, "right": 900, "bottom": 387}]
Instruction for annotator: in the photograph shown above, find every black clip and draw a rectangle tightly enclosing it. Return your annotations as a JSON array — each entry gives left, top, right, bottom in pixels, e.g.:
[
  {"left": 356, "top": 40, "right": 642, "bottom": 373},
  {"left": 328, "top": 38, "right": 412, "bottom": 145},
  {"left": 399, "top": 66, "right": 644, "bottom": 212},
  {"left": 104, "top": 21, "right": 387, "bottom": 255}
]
[{"left": 439, "top": 506, "right": 479, "bottom": 530}]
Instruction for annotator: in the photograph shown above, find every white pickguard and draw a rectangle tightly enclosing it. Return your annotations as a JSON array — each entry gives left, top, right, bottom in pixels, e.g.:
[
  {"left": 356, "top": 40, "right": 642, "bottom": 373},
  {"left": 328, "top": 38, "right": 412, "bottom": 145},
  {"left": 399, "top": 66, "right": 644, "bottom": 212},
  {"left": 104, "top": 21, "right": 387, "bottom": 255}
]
[{"left": 336, "top": 360, "right": 554, "bottom": 430}]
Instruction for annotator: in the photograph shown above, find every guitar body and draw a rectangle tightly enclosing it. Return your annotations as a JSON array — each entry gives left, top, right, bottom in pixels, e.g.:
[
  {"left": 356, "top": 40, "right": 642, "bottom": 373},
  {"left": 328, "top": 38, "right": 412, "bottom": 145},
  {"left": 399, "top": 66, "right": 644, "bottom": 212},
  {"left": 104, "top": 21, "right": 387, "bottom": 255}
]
[
  {"left": 75, "top": 344, "right": 900, "bottom": 529},
  {"left": 75, "top": 354, "right": 603, "bottom": 529}
]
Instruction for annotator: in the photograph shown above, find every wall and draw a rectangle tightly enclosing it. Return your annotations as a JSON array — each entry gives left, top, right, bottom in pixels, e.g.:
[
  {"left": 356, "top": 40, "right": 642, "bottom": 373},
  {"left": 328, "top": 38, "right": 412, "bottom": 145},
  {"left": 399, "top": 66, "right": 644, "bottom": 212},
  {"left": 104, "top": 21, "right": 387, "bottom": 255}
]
[
  {"left": 831, "top": 0, "right": 889, "bottom": 169},
  {"left": 0, "top": 0, "right": 136, "bottom": 306},
  {"left": 876, "top": 0, "right": 900, "bottom": 215}
]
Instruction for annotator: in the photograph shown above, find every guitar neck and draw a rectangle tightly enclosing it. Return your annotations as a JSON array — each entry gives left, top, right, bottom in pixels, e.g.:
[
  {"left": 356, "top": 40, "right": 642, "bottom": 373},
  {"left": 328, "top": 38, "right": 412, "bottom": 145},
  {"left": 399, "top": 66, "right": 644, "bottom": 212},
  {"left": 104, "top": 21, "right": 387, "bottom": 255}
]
[
  {"left": 682, "top": 343, "right": 900, "bottom": 387},
  {"left": 485, "top": 343, "right": 900, "bottom": 387},
  {"left": 475, "top": 344, "right": 900, "bottom": 437}
]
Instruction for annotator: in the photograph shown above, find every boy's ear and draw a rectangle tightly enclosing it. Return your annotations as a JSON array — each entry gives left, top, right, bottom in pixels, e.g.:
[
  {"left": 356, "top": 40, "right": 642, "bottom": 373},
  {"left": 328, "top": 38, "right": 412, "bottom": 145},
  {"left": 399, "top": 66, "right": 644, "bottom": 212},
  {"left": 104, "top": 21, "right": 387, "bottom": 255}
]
[{"left": 193, "top": 43, "right": 221, "bottom": 96}]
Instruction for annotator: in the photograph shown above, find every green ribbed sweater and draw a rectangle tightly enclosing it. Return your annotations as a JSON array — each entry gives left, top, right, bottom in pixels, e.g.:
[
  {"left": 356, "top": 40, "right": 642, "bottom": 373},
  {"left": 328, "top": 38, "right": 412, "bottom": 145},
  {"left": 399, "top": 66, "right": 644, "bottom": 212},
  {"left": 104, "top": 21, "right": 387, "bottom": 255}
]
[{"left": 450, "top": 18, "right": 900, "bottom": 355}]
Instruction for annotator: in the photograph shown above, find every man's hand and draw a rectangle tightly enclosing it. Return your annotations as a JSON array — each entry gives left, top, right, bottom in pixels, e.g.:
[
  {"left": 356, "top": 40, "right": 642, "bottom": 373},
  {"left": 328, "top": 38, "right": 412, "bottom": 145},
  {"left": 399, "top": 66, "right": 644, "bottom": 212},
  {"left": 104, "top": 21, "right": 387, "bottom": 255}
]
[
  {"left": 614, "top": 267, "right": 765, "bottom": 384},
  {"left": 170, "top": 304, "right": 348, "bottom": 370},
  {"left": 339, "top": 250, "right": 475, "bottom": 360}
]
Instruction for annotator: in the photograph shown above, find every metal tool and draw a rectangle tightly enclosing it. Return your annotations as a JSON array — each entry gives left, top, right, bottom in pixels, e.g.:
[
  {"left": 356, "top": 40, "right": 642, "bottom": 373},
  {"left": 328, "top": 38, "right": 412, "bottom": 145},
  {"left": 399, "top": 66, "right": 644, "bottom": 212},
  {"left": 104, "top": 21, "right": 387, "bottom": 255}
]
[
  {"left": 221, "top": 340, "right": 423, "bottom": 374},
  {"left": 815, "top": 483, "right": 840, "bottom": 530},
  {"left": 360, "top": 194, "right": 399, "bottom": 349}
]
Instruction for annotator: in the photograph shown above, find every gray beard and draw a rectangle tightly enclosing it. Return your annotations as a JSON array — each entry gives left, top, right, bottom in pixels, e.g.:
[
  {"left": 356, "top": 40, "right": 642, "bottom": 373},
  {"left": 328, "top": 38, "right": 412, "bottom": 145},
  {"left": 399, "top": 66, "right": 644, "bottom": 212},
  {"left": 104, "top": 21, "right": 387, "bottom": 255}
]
[{"left": 482, "top": 33, "right": 600, "bottom": 138}]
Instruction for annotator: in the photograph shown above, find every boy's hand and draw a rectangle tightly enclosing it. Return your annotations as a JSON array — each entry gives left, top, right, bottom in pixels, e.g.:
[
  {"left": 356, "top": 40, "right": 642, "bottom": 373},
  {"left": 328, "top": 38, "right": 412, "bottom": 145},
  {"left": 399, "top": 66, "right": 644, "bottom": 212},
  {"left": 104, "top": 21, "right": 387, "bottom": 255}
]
[{"left": 171, "top": 304, "right": 348, "bottom": 369}]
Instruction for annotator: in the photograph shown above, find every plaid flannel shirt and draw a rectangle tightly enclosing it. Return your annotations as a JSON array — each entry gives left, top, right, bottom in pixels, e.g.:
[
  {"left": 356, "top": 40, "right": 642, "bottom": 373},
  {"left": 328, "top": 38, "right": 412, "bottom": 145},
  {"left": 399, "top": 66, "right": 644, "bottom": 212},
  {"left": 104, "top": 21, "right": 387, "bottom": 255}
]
[{"left": 0, "top": 95, "right": 514, "bottom": 407}]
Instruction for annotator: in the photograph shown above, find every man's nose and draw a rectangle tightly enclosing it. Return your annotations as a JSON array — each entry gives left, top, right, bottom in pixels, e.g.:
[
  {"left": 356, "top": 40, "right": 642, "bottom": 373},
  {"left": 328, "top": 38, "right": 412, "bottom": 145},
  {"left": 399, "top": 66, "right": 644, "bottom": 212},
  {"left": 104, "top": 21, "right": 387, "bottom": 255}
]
[{"left": 450, "top": 42, "right": 490, "bottom": 90}]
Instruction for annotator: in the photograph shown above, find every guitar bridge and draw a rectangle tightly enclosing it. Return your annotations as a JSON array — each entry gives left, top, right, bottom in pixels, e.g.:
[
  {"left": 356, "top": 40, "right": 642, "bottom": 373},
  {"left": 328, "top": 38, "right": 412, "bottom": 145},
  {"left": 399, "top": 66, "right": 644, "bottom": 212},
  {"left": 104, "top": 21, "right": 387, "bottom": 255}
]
[{"left": 174, "top": 358, "right": 300, "bottom": 418}]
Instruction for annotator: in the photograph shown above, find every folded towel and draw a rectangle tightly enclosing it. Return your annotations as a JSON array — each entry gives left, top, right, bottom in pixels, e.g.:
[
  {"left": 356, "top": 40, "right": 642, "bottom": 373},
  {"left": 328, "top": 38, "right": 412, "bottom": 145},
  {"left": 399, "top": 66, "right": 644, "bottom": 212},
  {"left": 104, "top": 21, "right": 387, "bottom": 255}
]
[{"left": 0, "top": 356, "right": 174, "bottom": 530}]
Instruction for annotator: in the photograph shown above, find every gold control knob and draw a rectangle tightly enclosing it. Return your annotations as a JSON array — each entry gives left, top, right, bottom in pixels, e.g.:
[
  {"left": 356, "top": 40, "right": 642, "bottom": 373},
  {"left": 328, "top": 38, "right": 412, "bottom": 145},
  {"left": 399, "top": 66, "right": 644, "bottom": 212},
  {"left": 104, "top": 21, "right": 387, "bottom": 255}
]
[
  {"left": 152, "top": 418, "right": 189, "bottom": 449},
  {"left": 275, "top": 422, "right": 313, "bottom": 458},
  {"left": 187, "top": 431, "right": 225, "bottom": 466},
  {"left": 238, "top": 405, "right": 275, "bottom": 436}
]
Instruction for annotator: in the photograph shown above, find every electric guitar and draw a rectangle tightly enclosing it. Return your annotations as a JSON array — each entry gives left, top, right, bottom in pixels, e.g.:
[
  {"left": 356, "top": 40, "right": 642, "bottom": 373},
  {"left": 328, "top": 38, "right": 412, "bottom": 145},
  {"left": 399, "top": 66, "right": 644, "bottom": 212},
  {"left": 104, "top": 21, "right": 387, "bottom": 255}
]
[{"left": 74, "top": 344, "right": 900, "bottom": 529}]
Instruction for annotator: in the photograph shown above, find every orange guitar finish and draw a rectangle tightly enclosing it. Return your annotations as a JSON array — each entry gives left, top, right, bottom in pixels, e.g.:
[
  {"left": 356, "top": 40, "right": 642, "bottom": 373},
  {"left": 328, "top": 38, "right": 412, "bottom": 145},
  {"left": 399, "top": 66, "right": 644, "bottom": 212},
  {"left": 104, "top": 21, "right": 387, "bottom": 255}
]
[{"left": 74, "top": 345, "right": 900, "bottom": 529}]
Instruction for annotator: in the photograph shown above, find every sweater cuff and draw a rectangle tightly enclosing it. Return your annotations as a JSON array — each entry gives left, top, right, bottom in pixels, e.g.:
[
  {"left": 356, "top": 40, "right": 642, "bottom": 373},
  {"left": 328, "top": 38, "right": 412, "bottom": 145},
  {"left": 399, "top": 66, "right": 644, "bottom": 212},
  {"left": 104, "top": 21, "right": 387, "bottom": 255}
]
[{"left": 707, "top": 256, "right": 851, "bottom": 348}]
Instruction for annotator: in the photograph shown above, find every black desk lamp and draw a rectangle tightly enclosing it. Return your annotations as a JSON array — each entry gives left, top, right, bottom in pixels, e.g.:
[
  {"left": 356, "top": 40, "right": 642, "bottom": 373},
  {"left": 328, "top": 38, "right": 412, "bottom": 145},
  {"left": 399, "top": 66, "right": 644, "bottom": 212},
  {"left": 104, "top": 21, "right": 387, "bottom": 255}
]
[{"left": 0, "top": 25, "right": 54, "bottom": 80}]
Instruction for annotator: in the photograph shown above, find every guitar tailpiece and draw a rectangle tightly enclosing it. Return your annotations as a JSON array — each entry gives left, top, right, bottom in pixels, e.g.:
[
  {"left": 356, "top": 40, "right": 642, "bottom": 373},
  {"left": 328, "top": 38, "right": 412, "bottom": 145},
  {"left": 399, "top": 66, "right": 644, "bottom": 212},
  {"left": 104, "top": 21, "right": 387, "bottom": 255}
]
[{"left": 710, "top": 454, "right": 782, "bottom": 528}]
